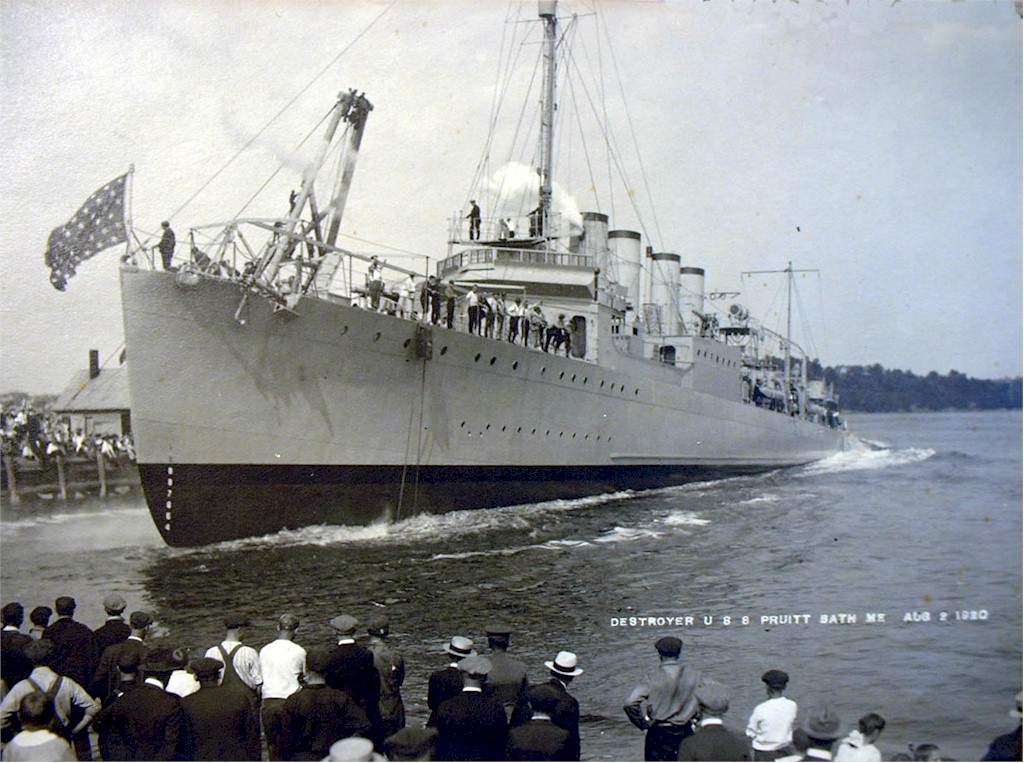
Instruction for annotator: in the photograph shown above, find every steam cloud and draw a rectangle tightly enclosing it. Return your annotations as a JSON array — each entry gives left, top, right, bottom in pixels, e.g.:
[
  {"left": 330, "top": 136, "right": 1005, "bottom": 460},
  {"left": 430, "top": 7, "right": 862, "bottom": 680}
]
[{"left": 483, "top": 162, "right": 583, "bottom": 236}]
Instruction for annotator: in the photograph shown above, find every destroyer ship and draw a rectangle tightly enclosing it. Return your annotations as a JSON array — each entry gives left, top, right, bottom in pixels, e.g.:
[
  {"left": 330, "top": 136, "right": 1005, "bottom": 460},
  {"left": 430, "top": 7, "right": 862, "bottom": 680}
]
[{"left": 120, "top": 1, "right": 846, "bottom": 546}]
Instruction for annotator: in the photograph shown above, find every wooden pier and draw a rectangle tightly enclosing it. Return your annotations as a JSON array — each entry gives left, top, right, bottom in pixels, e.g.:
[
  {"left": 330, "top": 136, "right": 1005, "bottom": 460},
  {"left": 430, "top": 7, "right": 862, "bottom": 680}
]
[{"left": 1, "top": 451, "right": 139, "bottom": 505}]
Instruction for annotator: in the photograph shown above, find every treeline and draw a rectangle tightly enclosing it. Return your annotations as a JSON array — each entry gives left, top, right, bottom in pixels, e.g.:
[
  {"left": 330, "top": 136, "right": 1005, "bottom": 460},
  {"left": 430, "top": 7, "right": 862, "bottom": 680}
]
[{"left": 807, "top": 362, "right": 1023, "bottom": 413}]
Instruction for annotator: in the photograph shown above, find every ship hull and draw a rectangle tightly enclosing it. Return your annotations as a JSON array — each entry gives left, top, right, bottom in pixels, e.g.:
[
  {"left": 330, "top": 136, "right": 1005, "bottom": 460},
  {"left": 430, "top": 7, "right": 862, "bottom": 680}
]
[
  {"left": 140, "top": 462, "right": 778, "bottom": 546},
  {"left": 121, "top": 268, "right": 843, "bottom": 546}
]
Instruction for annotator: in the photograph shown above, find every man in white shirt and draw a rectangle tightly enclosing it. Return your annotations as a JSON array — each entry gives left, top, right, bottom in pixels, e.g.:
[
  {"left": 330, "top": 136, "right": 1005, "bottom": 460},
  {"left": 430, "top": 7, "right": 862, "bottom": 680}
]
[
  {"left": 259, "top": 613, "right": 306, "bottom": 761},
  {"left": 746, "top": 669, "right": 797, "bottom": 761},
  {"left": 834, "top": 713, "right": 885, "bottom": 762}
]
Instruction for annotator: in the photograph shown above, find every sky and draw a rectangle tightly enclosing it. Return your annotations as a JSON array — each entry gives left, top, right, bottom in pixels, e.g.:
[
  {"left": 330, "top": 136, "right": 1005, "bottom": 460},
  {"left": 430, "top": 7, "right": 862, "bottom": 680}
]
[{"left": 1, "top": 0, "right": 1021, "bottom": 395}]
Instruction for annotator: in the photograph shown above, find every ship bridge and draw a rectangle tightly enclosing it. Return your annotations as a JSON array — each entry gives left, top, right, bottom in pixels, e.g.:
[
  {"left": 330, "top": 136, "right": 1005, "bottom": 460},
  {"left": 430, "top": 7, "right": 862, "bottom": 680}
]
[{"left": 437, "top": 245, "right": 597, "bottom": 300}]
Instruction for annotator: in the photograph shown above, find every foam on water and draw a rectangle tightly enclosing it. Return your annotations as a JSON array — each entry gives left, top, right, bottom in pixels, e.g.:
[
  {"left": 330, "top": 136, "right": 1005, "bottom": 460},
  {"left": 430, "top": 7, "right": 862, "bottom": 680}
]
[
  {"left": 661, "top": 510, "right": 711, "bottom": 526},
  {"left": 593, "top": 525, "right": 662, "bottom": 543},
  {"left": 736, "top": 493, "right": 781, "bottom": 506},
  {"left": 169, "top": 488, "right": 644, "bottom": 555},
  {"left": 0, "top": 505, "right": 148, "bottom": 533},
  {"left": 799, "top": 439, "right": 935, "bottom": 476}
]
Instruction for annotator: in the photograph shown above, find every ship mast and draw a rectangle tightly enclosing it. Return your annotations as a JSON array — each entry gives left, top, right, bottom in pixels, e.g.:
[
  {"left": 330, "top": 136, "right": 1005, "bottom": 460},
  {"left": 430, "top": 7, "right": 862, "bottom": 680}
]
[
  {"left": 743, "top": 261, "right": 817, "bottom": 414},
  {"left": 537, "top": 0, "right": 558, "bottom": 239}
]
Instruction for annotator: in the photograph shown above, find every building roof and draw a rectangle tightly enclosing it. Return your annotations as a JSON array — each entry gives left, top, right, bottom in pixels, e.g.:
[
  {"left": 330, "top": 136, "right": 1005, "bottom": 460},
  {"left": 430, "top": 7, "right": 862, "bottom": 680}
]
[{"left": 53, "top": 368, "right": 130, "bottom": 413}]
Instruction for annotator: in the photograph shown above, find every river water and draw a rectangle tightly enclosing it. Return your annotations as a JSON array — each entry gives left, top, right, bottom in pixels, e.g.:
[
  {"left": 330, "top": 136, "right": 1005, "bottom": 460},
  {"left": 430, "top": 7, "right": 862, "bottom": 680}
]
[{"left": 1, "top": 410, "right": 1020, "bottom": 761}]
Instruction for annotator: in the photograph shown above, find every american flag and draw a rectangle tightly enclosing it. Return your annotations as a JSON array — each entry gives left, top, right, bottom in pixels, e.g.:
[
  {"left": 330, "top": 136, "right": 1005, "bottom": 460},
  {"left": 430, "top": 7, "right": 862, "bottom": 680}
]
[{"left": 45, "top": 173, "right": 128, "bottom": 291}]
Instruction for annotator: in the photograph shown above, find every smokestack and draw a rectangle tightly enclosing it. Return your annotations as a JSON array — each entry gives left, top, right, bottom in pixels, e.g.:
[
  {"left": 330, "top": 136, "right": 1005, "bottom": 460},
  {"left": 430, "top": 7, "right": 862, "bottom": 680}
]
[{"left": 89, "top": 349, "right": 100, "bottom": 379}]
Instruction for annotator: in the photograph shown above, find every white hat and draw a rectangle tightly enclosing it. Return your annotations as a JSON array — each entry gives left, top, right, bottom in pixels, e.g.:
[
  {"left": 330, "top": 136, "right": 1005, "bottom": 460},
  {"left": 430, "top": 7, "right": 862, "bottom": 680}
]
[
  {"left": 323, "top": 737, "right": 385, "bottom": 762},
  {"left": 444, "top": 635, "right": 476, "bottom": 659},
  {"left": 545, "top": 650, "right": 584, "bottom": 677}
]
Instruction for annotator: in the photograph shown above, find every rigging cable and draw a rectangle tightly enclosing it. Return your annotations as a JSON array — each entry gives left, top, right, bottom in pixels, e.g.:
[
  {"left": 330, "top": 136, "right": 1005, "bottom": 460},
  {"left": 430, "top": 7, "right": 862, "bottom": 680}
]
[{"left": 167, "top": 0, "right": 398, "bottom": 223}]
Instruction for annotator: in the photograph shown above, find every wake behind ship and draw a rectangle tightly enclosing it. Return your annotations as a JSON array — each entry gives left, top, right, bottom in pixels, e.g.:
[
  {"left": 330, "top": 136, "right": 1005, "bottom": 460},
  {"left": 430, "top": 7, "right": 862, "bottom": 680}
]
[{"left": 118, "top": 2, "right": 845, "bottom": 546}]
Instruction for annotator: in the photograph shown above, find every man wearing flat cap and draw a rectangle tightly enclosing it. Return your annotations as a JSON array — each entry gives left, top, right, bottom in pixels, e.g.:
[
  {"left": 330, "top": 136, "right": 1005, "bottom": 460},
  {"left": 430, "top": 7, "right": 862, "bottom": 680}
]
[
  {"left": 625, "top": 636, "right": 701, "bottom": 761},
  {"left": 485, "top": 621, "right": 531, "bottom": 726},
  {"left": 93, "top": 648, "right": 188, "bottom": 760},
  {"left": 181, "top": 657, "right": 261, "bottom": 760},
  {"left": 43, "top": 596, "right": 100, "bottom": 707},
  {"left": 93, "top": 594, "right": 130, "bottom": 657},
  {"left": 431, "top": 654, "right": 508, "bottom": 761},
  {"left": 326, "top": 613, "right": 383, "bottom": 745},
  {"left": 204, "top": 614, "right": 262, "bottom": 699},
  {"left": 678, "top": 680, "right": 750, "bottom": 761},
  {"left": 0, "top": 638, "right": 100, "bottom": 748},
  {"left": 280, "top": 647, "right": 373, "bottom": 761},
  {"left": 746, "top": 669, "right": 796, "bottom": 761},
  {"left": 91, "top": 610, "right": 152, "bottom": 704},
  {"left": 259, "top": 613, "right": 306, "bottom": 760},
  {"left": 384, "top": 727, "right": 439, "bottom": 761},
  {"left": 428, "top": 635, "right": 476, "bottom": 726},
  {"left": 367, "top": 613, "right": 406, "bottom": 738}
]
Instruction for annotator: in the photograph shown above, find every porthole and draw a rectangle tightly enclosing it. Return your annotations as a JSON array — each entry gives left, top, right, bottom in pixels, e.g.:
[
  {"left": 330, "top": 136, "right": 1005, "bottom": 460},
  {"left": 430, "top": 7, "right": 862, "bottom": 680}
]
[
  {"left": 517, "top": 426, "right": 523, "bottom": 433},
  {"left": 440, "top": 346, "right": 449, "bottom": 355},
  {"left": 489, "top": 357, "right": 497, "bottom": 366},
  {"left": 559, "top": 432, "right": 564, "bottom": 438},
  {"left": 373, "top": 332, "right": 382, "bottom": 342},
  {"left": 541, "top": 367, "right": 546, "bottom": 375},
  {"left": 634, "top": 388, "right": 639, "bottom": 395},
  {"left": 545, "top": 430, "right": 551, "bottom": 436},
  {"left": 512, "top": 361, "right": 519, "bottom": 370},
  {"left": 600, "top": 380, "right": 605, "bottom": 388},
  {"left": 485, "top": 424, "right": 491, "bottom": 430},
  {"left": 583, "top": 377, "right": 588, "bottom": 385},
  {"left": 403, "top": 338, "right": 411, "bottom": 348},
  {"left": 559, "top": 371, "right": 565, "bottom": 380},
  {"left": 460, "top": 421, "right": 466, "bottom": 428},
  {"left": 474, "top": 353, "right": 481, "bottom": 362},
  {"left": 531, "top": 428, "right": 537, "bottom": 435},
  {"left": 571, "top": 374, "right": 576, "bottom": 382}
]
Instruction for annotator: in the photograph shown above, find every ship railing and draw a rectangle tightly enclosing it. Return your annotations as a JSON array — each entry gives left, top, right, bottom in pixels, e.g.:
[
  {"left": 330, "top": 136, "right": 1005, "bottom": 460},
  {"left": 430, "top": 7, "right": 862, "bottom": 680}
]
[
  {"left": 143, "top": 219, "right": 434, "bottom": 310},
  {"left": 448, "top": 210, "right": 571, "bottom": 245},
  {"left": 438, "top": 247, "right": 595, "bottom": 276}
]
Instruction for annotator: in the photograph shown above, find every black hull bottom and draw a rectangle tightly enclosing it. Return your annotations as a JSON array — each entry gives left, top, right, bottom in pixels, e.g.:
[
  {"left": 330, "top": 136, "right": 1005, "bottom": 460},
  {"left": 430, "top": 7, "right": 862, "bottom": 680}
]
[{"left": 141, "top": 462, "right": 779, "bottom": 546}]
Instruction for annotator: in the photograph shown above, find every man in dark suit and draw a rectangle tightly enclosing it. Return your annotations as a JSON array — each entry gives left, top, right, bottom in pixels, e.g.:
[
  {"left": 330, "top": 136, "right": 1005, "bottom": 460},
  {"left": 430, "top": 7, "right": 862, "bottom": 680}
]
[
  {"left": 540, "top": 650, "right": 584, "bottom": 760},
  {"left": 181, "top": 657, "right": 261, "bottom": 760},
  {"left": 91, "top": 611, "right": 152, "bottom": 704},
  {"left": 506, "top": 683, "right": 576, "bottom": 761},
  {"left": 325, "top": 614, "right": 382, "bottom": 743},
  {"left": 42, "top": 596, "right": 99, "bottom": 694},
  {"left": 485, "top": 622, "right": 530, "bottom": 725},
  {"left": 427, "top": 636, "right": 476, "bottom": 726},
  {"left": 93, "top": 594, "right": 131, "bottom": 657},
  {"left": 431, "top": 655, "right": 508, "bottom": 762},
  {"left": 677, "top": 681, "right": 750, "bottom": 762},
  {"left": 280, "top": 647, "right": 372, "bottom": 761},
  {"left": 91, "top": 648, "right": 187, "bottom": 761},
  {"left": 1, "top": 602, "right": 34, "bottom": 689}
]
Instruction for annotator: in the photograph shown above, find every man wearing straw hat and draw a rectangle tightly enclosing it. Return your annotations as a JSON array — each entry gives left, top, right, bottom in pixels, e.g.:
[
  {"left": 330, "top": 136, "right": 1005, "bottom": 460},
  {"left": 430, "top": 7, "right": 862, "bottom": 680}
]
[
  {"left": 427, "top": 636, "right": 476, "bottom": 726},
  {"left": 542, "top": 650, "right": 584, "bottom": 761}
]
